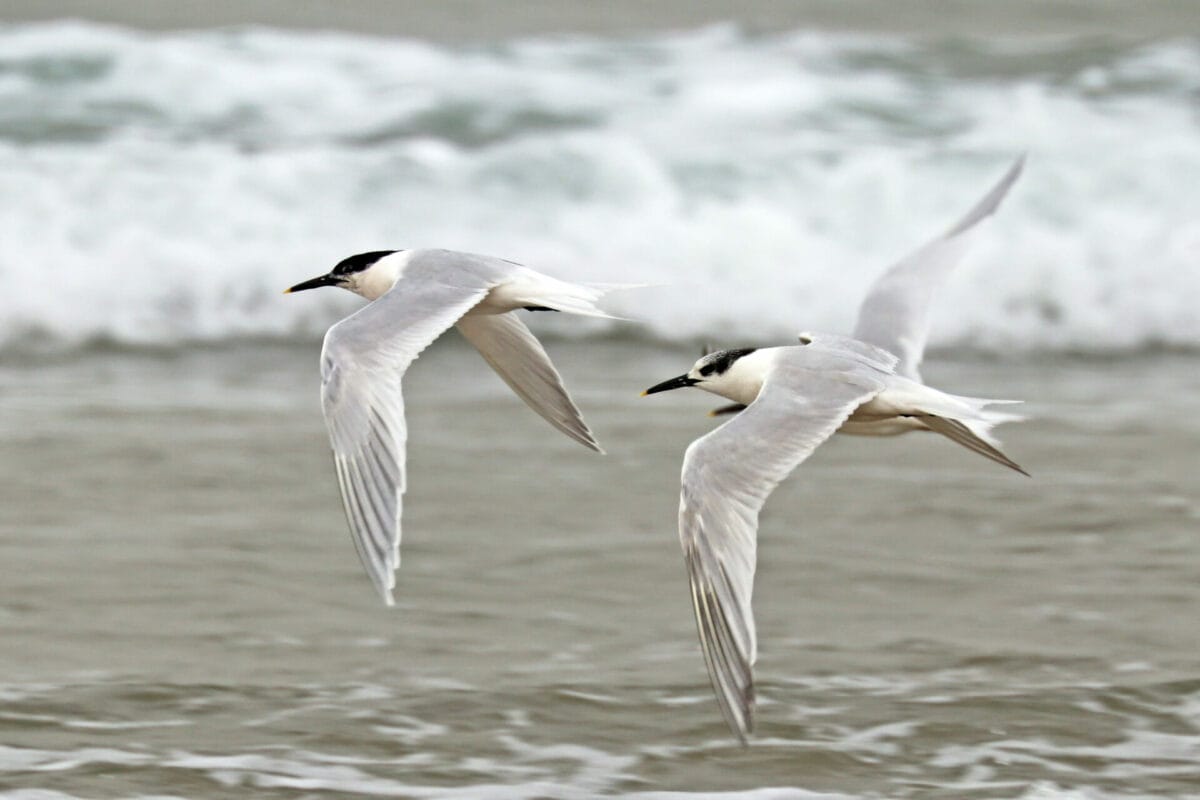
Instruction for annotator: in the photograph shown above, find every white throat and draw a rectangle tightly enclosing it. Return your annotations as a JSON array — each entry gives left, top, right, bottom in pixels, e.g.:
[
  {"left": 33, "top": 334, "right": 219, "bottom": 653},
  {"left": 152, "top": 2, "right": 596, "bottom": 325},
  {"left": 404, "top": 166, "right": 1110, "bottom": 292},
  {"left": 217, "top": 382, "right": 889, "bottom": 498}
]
[{"left": 347, "top": 251, "right": 412, "bottom": 301}]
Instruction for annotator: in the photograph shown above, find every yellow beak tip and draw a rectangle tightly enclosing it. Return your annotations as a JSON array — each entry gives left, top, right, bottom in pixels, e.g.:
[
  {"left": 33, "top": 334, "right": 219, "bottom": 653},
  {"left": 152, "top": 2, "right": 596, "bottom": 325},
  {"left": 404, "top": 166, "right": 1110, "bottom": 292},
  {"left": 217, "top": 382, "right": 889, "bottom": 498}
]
[{"left": 639, "top": 390, "right": 648, "bottom": 397}]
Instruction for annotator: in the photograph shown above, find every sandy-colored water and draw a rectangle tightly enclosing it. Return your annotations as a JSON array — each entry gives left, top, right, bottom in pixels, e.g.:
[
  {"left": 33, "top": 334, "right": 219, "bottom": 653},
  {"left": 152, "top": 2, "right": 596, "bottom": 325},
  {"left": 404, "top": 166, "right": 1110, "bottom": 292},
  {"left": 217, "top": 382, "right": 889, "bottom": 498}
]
[{"left": 1, "top": 342, "right": 1197, "bottom": 797}]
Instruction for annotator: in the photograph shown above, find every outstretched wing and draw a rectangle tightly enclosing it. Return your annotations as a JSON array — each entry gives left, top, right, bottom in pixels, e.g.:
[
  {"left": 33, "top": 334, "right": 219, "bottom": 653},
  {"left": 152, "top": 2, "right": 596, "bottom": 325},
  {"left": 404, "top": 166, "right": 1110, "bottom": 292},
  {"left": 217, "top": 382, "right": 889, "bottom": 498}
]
[
  {"left": 455, "top": 312, "right": 602, "bottom": 453},
  {"left": 852, "top": 156, "right": 1024, "bottom": 380},
  {"left": 679, "top": 340, "right": 891, "bottom": 740},
  {"left": 320, "top": 260, "right": 497, "bottom": 605}
]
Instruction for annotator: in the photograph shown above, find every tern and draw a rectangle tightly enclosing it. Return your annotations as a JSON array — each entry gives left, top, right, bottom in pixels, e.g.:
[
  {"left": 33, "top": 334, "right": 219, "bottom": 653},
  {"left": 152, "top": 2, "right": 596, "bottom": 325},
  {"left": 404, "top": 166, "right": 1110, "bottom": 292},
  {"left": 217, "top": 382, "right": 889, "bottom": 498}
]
[
  {"left": 286, "top": 249, "right": 627, "bottom": 605},
  {"left": 708, "top": 155, "right": 1025, "bottom": 421},
  {"left": 644, "top": 334, "right": 1026, "bottom": 741}
]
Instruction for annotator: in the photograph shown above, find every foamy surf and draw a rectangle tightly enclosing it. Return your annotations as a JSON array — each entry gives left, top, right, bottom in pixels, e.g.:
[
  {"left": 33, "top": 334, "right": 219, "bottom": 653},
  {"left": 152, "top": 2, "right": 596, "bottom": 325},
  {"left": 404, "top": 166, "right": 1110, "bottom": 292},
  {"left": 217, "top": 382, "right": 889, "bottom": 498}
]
[
  {"left": 1, "top": 23, "right": 1198, "bottom": 354},
  {"left": 2, "top": 673, "right": 1197, "bottom": 798}
]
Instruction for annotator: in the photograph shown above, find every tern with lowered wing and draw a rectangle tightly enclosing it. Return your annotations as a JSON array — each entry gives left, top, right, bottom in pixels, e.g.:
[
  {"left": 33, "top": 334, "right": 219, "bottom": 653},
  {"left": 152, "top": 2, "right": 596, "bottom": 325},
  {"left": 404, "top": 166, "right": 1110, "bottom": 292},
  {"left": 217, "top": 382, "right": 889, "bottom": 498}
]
[
  {"left": 286, "top": 248, "right": 628, "bottom": 605},
  {"left": 644, "top": 334, "right": 1026, "bottom": 741}
]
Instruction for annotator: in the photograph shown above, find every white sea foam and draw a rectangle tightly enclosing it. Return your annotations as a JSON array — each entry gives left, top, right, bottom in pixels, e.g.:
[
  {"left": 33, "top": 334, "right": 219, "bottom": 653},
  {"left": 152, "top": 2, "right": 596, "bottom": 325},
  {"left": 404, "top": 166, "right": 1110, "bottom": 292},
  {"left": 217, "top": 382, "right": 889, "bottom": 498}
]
[{"left": 1, "top": 22, "right": 1198, "bottom": 353}]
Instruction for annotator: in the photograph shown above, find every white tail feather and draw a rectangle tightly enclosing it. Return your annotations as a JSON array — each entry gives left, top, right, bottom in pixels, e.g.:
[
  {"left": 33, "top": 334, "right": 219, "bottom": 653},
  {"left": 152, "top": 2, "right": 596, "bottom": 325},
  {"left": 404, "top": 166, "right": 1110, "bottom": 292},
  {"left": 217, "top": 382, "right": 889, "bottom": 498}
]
[
  {"left": 888, "top": 380, "right": 1027, "bottom": 473},
  {"left": 944, "top": 395, "right": 1025, "bottom": 445},
  {"left": 909, "top": 392, "right": 1027, "bottom": 474},
  {"left": 532, "top": 281, "right": 642, "bottom": 320}
]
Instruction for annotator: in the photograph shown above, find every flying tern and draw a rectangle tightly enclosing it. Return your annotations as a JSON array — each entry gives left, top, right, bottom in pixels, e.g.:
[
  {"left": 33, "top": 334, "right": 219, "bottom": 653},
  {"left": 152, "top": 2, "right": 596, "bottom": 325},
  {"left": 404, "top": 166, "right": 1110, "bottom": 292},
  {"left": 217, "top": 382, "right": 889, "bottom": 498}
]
[
  {"left": 286, "top": 248, "right": 627, "bottom": 605},
  {"left": 644, "top": 335, "right": 1026, "bottom": 741}
]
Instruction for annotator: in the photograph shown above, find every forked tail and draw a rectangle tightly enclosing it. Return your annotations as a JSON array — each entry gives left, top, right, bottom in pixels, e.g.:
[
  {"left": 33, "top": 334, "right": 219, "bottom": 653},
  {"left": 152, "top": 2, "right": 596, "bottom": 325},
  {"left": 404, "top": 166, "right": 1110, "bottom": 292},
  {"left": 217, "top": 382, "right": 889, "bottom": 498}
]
[
  {"left": 900, "top": 384, "right": 1028, "bottom": 475},
  {"left": 527, "top": 279, "right": 643, "bottom": 320}
]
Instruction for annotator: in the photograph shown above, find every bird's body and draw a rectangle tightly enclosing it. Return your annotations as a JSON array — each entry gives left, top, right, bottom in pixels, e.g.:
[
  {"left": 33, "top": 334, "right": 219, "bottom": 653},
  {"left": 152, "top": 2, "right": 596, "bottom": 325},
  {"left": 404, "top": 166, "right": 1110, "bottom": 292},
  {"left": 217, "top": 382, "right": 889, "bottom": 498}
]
[
  {"left": 688, "top": 345, "right": 969, "bottom": 425},
  {"left": 674, "top": 341, "right": 1026, "bottom": 476},
  {"left": 287, "top": 248, "right": 627, "bottom": 605}
]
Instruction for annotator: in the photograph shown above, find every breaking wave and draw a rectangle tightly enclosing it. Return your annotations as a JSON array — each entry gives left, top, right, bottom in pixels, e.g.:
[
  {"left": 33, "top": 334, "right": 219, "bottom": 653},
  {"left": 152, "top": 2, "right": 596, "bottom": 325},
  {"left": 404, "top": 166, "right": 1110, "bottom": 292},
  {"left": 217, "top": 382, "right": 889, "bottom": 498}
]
[{"left": 1, "top": 22, "right": 1197, "bottom": 353}]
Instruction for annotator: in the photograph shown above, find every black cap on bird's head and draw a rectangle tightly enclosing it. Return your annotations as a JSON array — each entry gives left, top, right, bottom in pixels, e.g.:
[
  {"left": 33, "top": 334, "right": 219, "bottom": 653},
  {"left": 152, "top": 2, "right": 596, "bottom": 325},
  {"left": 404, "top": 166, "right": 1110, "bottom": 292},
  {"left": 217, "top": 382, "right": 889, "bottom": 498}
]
[
  {"left": 642, "top": 348, "right": 757, "bottom": 396},
  {"left": 283, "top": 250, "right": 398, "bottom": 294}
]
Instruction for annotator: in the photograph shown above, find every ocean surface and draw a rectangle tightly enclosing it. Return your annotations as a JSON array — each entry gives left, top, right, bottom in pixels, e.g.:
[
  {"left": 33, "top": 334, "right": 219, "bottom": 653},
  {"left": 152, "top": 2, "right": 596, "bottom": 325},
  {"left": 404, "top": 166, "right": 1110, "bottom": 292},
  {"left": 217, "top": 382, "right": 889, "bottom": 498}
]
[
  {"left": 3, "top": 345, "right": 1200, "bottom": 798},
  {"left": 1, "top": 8, "right": 1199, "bottom": 800}
]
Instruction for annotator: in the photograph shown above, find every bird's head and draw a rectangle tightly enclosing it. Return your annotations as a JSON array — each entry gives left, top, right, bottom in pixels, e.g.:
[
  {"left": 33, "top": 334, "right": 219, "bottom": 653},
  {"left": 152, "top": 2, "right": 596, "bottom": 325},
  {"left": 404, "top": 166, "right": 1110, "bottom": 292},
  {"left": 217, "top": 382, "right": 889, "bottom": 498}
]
[
  {"left": 643, "top": 348, "right": 758, "bottom": 396},
  {"left": 284, "top": 250, "right": 400, "bottom": 300}
]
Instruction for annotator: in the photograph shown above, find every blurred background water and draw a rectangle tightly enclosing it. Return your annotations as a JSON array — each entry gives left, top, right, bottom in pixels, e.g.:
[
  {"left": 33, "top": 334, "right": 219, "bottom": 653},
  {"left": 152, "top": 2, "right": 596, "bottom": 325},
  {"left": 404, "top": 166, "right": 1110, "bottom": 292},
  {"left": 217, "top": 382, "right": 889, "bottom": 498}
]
[{"left": 0, "top": 2, "right": 1198, "bottom": 798}]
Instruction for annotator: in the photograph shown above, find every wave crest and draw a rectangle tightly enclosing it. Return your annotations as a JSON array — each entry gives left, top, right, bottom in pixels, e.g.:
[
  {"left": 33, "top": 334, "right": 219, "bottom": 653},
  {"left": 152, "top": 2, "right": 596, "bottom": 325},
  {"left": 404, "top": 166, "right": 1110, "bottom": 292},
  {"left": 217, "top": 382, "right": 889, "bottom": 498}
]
[{"left": 1, "top": 23, "right": 1198, "bottom": 353}]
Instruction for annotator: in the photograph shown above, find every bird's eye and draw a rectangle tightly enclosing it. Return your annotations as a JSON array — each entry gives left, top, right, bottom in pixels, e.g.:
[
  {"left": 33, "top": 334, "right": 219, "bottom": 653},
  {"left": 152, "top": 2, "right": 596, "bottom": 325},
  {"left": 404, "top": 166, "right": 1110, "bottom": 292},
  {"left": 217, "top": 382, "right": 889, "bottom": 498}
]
[{"left": 698, "top": 363, "right": 716, "bottom": 377}]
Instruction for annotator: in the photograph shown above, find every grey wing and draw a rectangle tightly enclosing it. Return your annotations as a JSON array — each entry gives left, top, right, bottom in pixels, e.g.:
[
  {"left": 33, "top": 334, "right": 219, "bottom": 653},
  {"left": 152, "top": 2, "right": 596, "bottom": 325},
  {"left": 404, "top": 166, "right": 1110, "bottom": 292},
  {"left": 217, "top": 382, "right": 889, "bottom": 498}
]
[
  {"left": 852, "top": 156, "right": 1024, "bottom": 380},
  {"left": 455, "top": 312, "right": 603, "bottom": 453},
  {"left": 798, "top": 331, "right": 900, "bottom": 374},
  {"left": 320, "top": 263, "right": 497, "bottom": 605},
  {"left": 679, "top": 347, "right": 887, "bottom": 741}
]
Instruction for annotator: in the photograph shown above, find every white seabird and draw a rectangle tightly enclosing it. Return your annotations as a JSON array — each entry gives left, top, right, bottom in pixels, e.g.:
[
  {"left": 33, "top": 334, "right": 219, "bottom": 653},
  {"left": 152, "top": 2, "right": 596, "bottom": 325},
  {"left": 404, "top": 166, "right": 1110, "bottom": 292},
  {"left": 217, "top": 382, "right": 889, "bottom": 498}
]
[
  {"left": 643, "top": 334, "right": 1026, "bottom": 741},
  {"left": 286, "top": 248, "right": 627, "bottom": 605}
]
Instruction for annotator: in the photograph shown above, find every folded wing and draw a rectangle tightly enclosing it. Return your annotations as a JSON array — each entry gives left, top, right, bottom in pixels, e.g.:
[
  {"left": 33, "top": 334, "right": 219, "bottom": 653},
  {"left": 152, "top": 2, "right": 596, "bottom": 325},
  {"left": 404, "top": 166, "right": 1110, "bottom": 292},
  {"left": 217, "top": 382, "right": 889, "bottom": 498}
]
[
  {"left": 320, "top": 263, "right": 497, "bottom": 605},
  {"left": 852, "top": 156, "right": 1024, "bottom": 380},
  {"left": 679, "top": 338, "right": 893, "bottom": 740}
]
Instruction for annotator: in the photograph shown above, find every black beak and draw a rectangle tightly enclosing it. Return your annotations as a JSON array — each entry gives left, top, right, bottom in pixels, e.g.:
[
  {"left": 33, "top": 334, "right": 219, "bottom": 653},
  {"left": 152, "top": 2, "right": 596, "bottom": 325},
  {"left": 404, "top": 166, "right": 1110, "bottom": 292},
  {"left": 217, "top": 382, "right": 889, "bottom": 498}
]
[
  {"left": 283, "top": 273, "right": 339, "bottom": 294},
  {"left": 642, "top": 374, "right": 700, "bottom": 396}
]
